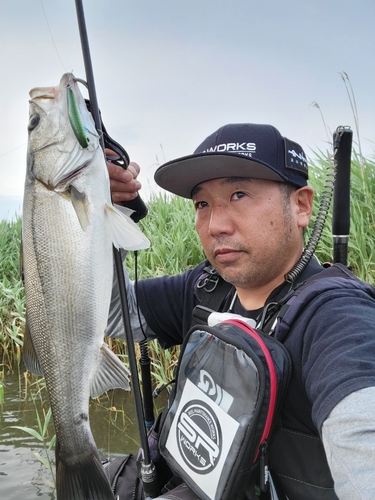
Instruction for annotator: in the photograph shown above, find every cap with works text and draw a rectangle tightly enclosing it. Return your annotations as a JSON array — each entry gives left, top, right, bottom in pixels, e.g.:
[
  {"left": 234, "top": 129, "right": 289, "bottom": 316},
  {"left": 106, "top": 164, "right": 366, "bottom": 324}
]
[{"left": 154, "top": 123, "right": 308, "bottom": 198}]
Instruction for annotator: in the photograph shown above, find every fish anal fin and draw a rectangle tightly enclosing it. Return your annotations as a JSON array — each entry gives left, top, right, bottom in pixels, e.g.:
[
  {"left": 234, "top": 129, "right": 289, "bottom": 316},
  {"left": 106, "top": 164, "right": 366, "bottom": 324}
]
[
  {"left": 104, "top": 203, "right": 150, "bottom": 251},
  {"left": 23, "top": 320, "right": 44, "bottom": 376},
  {"left": 71, "top": 186, "right": 89, "bottom": 230},
  {"left": 90, "top": 343, "right": 131, "bottom": 399}
]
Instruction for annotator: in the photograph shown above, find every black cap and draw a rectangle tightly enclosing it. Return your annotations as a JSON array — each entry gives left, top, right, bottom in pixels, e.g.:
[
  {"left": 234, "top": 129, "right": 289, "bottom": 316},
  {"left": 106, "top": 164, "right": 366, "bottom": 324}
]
[{"left": 154, "top": 123, "right": 308, "bottom": 198}]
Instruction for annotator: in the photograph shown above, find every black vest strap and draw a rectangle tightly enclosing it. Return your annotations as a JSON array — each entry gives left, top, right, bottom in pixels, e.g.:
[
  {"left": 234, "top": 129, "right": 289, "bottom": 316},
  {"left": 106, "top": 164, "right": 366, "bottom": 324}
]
[{"left": 194, "top": 263, "right": 233, "bottom": 313}]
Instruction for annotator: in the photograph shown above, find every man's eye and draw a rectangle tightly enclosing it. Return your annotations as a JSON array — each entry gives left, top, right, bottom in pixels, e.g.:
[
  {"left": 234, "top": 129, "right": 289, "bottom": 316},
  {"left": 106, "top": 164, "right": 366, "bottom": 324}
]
[
  {"left": 194, "top": 200, "right": 208, "bottom": 210},
  {"left": 232, "top": 191, "right": 246, "bottom": 200}
]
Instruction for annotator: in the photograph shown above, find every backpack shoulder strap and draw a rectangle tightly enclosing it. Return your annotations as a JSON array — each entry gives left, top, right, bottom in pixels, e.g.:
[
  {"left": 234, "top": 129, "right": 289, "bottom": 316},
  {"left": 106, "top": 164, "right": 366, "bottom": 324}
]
[
  {"left": 273, "top": 263, "right": 375, "bottom": 341},
  {"left": 259, "top": 262, "right": 370, "bottom": 336},
  {"left": 194, "top": 261, "right": 233, "bottom": 312}
]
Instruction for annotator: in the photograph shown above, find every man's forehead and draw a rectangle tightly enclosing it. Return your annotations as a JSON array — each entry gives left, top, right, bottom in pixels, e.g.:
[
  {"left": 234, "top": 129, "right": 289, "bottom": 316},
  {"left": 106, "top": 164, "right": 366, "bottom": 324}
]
[{"left": 191, "top": 177, "right": 257, "bottom": 197}]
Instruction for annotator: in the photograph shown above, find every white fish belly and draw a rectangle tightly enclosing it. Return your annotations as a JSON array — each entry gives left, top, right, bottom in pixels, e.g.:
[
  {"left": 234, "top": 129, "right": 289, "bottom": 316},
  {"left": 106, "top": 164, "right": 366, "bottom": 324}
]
[{"left": 23, "top": 175, "right": 113, "bottom": 456}]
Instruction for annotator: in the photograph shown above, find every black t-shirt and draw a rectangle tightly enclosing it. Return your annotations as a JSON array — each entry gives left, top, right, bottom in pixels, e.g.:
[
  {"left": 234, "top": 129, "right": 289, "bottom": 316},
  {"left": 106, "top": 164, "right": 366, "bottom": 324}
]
[{"left": 137, "top": 260, "right": 375, "bottom": 433}]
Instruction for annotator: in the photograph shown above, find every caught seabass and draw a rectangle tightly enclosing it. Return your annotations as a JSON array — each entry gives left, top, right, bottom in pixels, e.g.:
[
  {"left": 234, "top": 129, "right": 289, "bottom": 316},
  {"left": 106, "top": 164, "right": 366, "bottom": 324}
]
[{"left": 22, "top": 73, "right": 149, "bottom": 499}]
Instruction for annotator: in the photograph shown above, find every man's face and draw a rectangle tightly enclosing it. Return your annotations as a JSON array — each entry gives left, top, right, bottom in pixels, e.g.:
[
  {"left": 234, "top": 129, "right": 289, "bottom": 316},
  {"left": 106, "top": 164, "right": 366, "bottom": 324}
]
[{"left": 193, "top": 177, "right": 311, "bottom": 291}]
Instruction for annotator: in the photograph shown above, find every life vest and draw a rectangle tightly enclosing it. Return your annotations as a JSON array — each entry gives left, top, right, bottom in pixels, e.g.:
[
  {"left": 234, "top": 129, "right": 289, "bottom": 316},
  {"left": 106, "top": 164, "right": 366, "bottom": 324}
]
[{"left": 190, "top": 261, "right": 374, "bottom": 499}]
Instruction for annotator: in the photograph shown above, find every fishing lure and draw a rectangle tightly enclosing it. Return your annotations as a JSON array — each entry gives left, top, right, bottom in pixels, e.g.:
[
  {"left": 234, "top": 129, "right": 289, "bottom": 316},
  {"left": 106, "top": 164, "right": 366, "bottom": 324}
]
[{"left": 67, "top": 84, "right": 90, "bottom": 148}]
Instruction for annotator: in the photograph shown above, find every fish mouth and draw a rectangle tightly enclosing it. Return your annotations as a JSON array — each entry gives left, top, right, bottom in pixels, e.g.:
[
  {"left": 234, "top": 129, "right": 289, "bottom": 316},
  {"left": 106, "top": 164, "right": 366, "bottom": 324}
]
[
  {"left": 29, "top": 73, "right": 75, "bottom": 101},
  {"left": 28, "top": 72, "right": 100, "bottom": 190},
  {"left": 29, "top": 89, "right": 57, "bottom": 100},
  {"left": 30, "top": 73, "right": 98, "bottom": 152}
]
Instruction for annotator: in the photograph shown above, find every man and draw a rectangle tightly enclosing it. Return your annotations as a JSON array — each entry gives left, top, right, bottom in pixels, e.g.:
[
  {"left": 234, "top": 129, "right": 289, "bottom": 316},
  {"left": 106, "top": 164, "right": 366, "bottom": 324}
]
[{"left": 108, "top": 123, "right": 375, "bottom": 499}]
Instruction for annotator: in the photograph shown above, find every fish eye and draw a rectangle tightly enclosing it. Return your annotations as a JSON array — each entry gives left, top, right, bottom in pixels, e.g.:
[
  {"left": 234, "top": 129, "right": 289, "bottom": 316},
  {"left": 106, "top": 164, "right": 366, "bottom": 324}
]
[{"left": 28, "top": 115, "right": 40, "bottom": 131}]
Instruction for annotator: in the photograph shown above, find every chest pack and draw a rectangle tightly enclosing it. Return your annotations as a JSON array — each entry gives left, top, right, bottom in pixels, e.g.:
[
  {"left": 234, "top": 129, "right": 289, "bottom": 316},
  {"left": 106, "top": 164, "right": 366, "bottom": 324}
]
[
  {"left": 157, "top": 262, "right": 365, "bottom": 500},
  {"left": 158, "top": 318, "right": 291, "bottom": 500}
]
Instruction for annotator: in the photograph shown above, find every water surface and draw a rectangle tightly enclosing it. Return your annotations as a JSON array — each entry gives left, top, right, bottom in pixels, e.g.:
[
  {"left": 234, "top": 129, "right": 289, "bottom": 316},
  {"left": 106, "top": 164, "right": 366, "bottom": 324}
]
[{"left": 0, "top": 371, "right": 146, "bottom": 499}]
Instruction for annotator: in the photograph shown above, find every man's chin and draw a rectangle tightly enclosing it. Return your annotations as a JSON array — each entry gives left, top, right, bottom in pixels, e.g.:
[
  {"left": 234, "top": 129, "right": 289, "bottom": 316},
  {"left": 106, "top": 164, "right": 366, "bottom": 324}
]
[{"left": 214, "top": 265, "right": 243, "bottom": 286}]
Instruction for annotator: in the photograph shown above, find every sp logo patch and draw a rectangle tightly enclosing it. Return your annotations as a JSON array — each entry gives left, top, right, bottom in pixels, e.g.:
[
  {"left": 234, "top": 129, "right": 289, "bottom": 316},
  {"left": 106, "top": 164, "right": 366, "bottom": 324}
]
[{"left": 176, "top": 400, "right": 222, "bottom": 474}]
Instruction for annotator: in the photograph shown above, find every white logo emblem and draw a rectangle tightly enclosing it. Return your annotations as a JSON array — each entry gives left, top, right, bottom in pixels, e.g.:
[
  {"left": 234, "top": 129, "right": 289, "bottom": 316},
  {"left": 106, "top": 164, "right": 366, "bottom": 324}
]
[
  {"left": 177, "top": 400, "right": 221, "bottom": 474},
  {"left": 288, "top": 149, "right": 307, "bottom": 164},
  {"left": 204, "top": 142, "right": 256, "bottom": 156}
]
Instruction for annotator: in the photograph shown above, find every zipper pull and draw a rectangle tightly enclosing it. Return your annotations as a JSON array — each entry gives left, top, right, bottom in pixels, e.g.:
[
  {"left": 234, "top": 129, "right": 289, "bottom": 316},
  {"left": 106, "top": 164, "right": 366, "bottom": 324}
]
[{"left": 259, "top": 441, "right": 269, "bottom": 492}]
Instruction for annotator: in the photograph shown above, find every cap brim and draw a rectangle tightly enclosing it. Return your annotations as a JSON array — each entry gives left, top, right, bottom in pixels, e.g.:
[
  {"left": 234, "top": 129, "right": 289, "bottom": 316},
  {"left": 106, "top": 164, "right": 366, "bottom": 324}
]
[{"left": 154, "top": 152, "right": 287, "bottom": 198}]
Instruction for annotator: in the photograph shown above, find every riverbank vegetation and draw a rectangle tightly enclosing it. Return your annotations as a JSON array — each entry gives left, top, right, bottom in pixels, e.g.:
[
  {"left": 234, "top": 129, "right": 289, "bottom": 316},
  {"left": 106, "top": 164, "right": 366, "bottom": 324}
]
[{"left": 1, "top": 150, "right": 375, "bottom": 377}]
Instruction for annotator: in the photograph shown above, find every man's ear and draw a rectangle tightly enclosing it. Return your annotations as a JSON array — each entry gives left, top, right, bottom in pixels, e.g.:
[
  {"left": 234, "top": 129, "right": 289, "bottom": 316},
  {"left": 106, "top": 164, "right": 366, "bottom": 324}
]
[{"left": 293, "top": 186, "right": 314, "bottom": 229}]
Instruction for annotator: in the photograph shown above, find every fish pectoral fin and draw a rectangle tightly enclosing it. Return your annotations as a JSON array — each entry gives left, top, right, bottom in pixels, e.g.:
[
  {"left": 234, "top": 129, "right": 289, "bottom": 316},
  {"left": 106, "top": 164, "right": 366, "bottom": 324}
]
[
  {"left": 113, "top": 203, "right": 135, "bottom": 218},
  {"left": 71, "top": 186, "right": 90, "bottom": 230},
  {"left": 22, "top": 320, "right": 44, "bottom": 376},
  {"left": 104, "top": 203, "right": 150, "bottom": 251},
  {"left": 90, "top": 343, "right": 131, "bottom": 399}
]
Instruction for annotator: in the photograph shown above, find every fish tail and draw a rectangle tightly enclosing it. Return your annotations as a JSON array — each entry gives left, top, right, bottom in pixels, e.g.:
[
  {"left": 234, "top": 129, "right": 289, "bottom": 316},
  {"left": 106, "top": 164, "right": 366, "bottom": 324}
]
[{"left": 56, "top": 449, "right": 115, "bottom": 500}]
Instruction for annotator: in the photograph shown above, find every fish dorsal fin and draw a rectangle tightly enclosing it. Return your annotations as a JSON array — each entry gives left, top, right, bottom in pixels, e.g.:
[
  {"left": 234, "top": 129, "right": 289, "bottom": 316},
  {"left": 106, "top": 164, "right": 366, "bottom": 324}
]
[
  {"left": 104, "top": 203, "right": 150, "bottom": 251},
  {"left": 23, "top": 320, "right": 44, "bottom": 376},
  {"left": 90, "top": 343, "right": 131, "bottom": 399},
  {"left": 71, "top": 186, "right": 90, "bottom": 230}
]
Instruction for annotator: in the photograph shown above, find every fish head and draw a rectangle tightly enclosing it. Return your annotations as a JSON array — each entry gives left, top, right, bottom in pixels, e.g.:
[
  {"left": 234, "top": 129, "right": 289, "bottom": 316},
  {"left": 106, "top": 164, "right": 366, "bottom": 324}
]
[{"left": 27, "top": 73, "right": 100, "bottom": 190}]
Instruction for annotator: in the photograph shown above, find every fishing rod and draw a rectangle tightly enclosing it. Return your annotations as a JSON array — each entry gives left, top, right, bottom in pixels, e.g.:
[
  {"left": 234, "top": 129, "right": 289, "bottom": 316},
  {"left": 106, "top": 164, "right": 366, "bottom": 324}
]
[
  {"left": 286, "top": 125, "right": 353, "bottom": 284},
  {"left": 74, "top": 1, "right": 159, "bottom": 497},
  {"left": 332, "top": 126, "right": 353, "bottom": 266}
]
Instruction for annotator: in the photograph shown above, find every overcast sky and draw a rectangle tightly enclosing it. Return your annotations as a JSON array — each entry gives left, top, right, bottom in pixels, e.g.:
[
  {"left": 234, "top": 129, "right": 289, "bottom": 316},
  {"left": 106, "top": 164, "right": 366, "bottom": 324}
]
[{"left": 1, "top": 0, "right": 374, "bottom": 221}]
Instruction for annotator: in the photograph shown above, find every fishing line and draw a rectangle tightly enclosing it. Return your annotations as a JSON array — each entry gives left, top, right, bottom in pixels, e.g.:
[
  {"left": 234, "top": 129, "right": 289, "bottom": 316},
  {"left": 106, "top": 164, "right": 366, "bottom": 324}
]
[
  {"left": 134, "top": 250, "right": 156, "bottom": 427},
  {"left": 39, "top": 0, "right": 67, "bottom": 72},
  {"left": 0, "top": 143, "right": 27, "bottom": 157},
  {"left": 134, "top": 251, "right": 146, "bottom": 339},
  {"left": 3, "top": 0, "right": 67, "bottom": 162},
  {"left": 134, "top": 253, "right": 176, "bottom": 401}
]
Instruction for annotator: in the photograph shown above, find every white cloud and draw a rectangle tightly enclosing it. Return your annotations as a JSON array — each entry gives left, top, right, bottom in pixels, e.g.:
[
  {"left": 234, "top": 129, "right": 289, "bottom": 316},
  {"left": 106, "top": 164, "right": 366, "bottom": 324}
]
[{"left": 1, "top": 0, "right": 374, "bottom": 221}]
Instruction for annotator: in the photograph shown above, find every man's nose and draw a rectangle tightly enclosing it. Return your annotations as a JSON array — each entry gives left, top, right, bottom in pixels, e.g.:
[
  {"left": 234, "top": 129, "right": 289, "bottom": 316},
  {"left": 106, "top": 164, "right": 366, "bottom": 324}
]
[{"left": 208, "top": 205, "right": 235, "bottom": 236}]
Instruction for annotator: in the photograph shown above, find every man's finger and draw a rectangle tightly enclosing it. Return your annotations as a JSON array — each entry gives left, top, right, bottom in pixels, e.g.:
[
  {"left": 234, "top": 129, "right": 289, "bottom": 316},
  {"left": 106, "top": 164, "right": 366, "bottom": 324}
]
[
  {"left": 112, "top": 190, "right": 139, "bottom": 203},
  {"left": 107, "top": 162, "right": 134, "bottom": 182},
  {"left": 110, "top": 178, "right": 141, "bottom": 193},
  {"left": 128, "top": 161, "right": 140, "bottom": 178}
]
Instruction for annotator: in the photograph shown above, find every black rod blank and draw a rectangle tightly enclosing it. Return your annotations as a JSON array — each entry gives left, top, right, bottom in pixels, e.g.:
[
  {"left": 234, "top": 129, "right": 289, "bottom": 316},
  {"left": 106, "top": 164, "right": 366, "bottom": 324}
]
[
  {"left": 332, "top": 126, "right": 353, "bottom": 266},
  {"left": 74, "top": 2, "right": 159, "bottom": 497}
]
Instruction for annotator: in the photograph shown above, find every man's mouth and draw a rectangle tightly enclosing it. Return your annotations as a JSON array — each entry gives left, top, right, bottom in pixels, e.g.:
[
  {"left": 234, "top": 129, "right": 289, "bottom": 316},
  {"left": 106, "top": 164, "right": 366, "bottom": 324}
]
[{"left": 214, "top": 248, "right": 243, "bottom": 262}]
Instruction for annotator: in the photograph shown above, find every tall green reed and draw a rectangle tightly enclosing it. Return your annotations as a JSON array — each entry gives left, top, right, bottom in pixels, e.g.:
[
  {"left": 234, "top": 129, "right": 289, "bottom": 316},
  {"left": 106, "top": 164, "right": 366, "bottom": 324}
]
[
  {"left": 1, "top": 156, "right": 375, "bottom": 372},
  {"left": 0, "top": 218, "right": 25, "bottom": 369},
  {"left": 309, "top": 150, "right": 375, "bottom": 282},
  {"left": 125, "top": 193, "right": 204, "bottom": 278}
]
